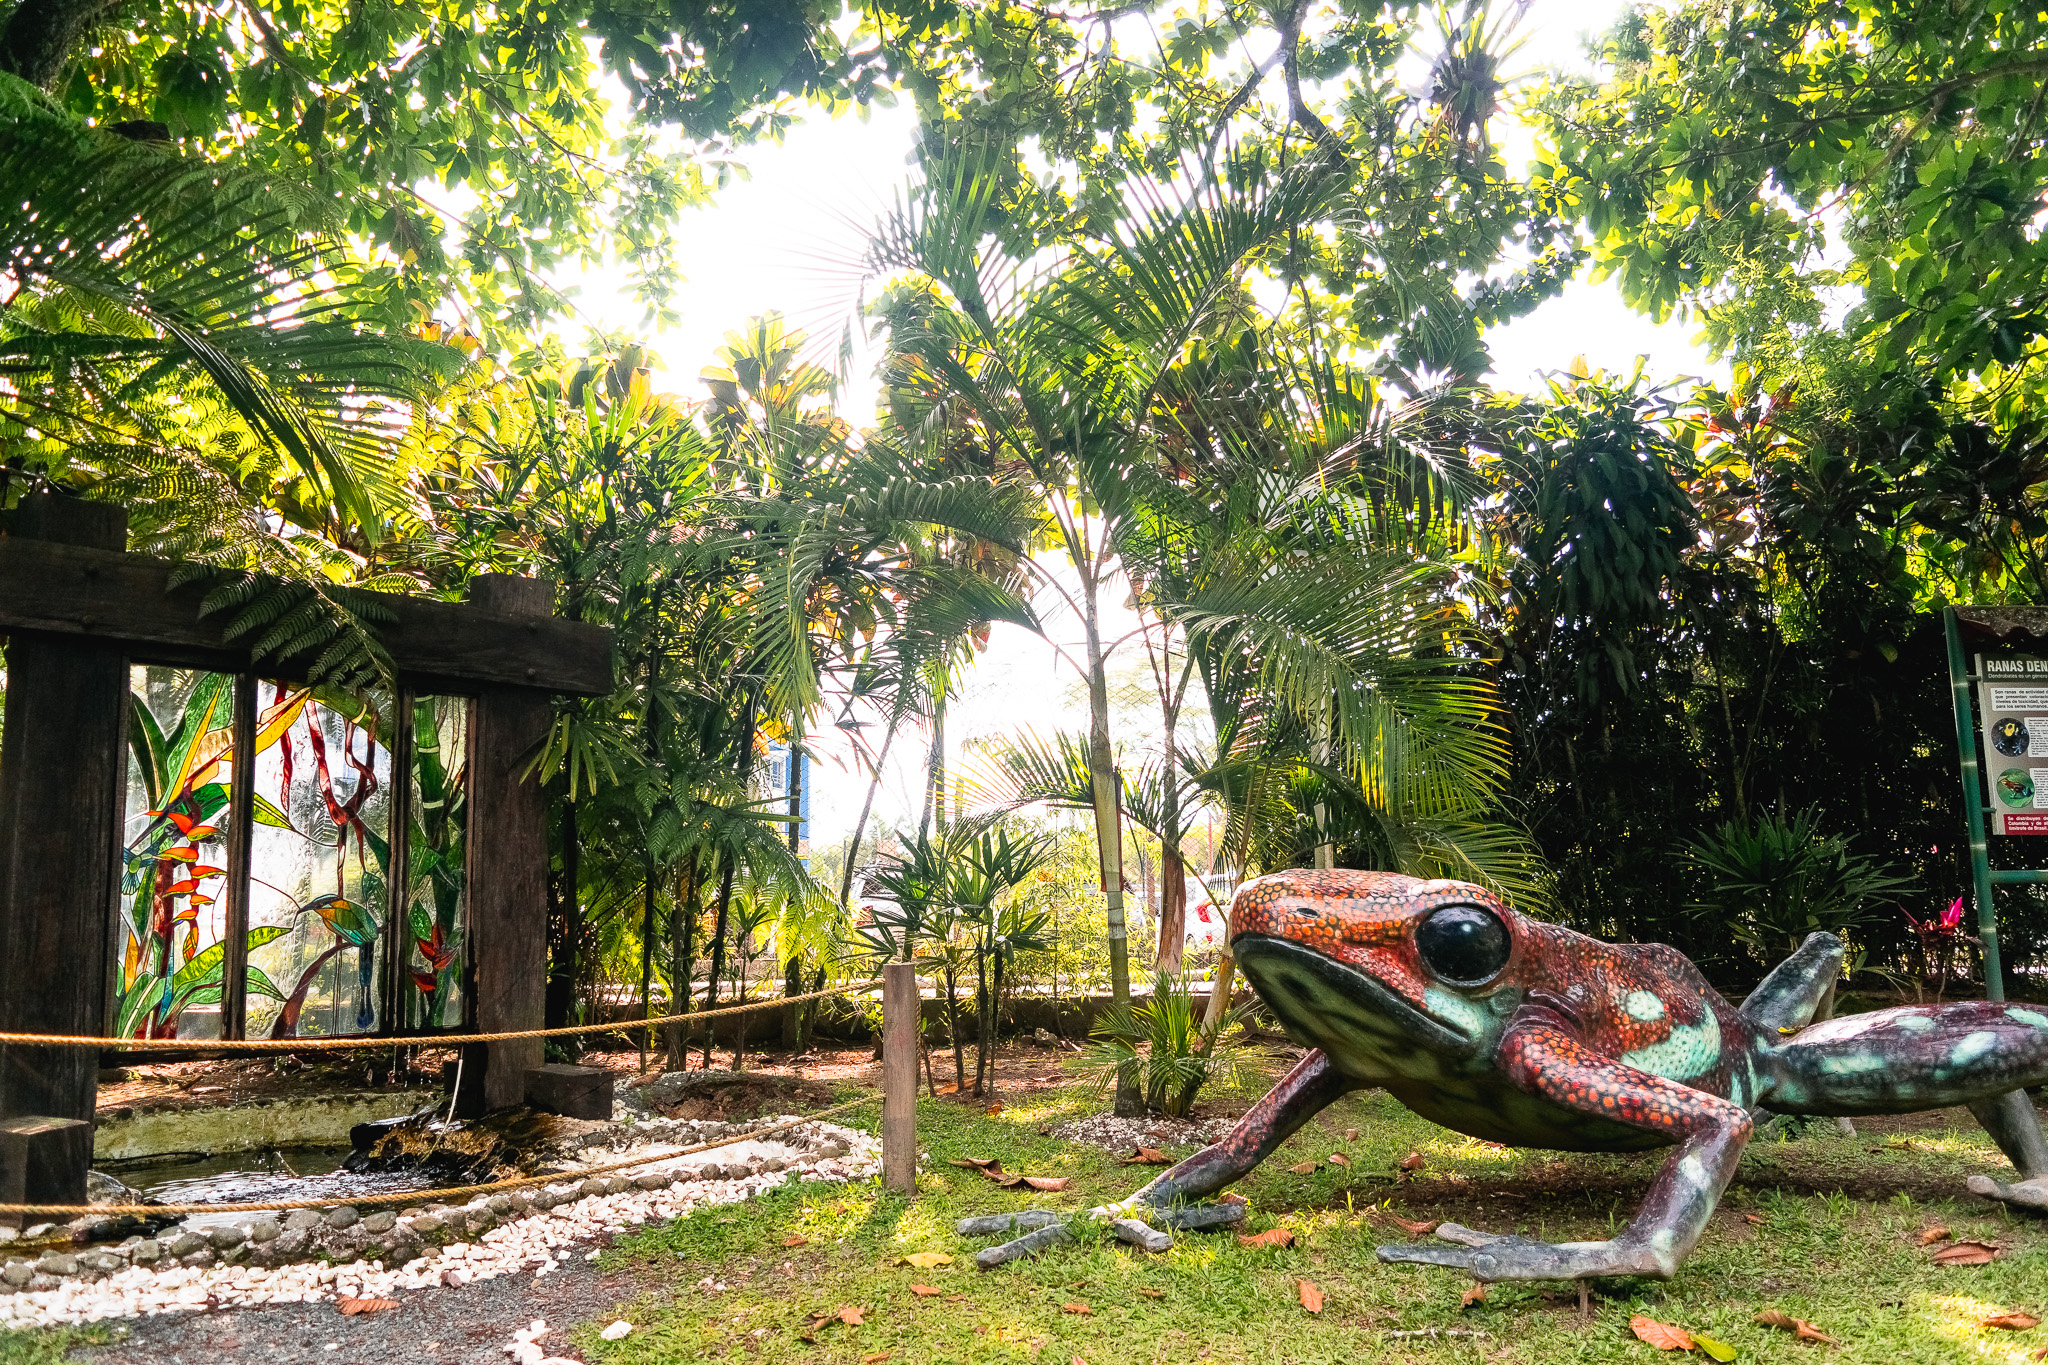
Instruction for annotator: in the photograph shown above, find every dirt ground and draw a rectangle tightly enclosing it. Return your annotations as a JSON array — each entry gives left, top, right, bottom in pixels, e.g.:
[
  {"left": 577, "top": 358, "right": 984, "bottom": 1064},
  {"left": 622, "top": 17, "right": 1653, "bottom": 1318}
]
[{"left": 74, "top": 1250, "right": 661, "bottom": 1365}]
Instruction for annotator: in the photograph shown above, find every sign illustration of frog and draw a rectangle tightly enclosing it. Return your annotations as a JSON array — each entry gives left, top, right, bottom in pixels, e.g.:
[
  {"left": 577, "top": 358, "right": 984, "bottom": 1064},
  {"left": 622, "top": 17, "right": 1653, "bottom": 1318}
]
[{"left": 967, "top": 869, "right": 2048, "bottom": 1280}]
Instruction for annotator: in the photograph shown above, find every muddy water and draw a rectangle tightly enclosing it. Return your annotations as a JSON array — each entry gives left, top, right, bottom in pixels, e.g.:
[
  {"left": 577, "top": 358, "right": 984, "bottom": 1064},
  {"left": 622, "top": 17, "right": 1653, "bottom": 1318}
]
[{"left": 109, "top": 1145, "right": 451, "bottom": 1207}]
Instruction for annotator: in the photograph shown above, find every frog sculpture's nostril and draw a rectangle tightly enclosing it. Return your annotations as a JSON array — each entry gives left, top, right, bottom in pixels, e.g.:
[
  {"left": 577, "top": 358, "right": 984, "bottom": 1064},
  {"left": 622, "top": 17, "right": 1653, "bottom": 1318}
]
[{"left": 1291, "top": 907, "right": 1320, "bottom": 918}]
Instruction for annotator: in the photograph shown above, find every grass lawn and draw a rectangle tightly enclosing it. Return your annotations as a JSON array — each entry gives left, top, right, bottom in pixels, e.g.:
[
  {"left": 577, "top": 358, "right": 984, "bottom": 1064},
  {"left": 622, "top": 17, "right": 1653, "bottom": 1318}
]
[{"left": 577, "top": 1080, "right": 2048, "bottom": 1365}]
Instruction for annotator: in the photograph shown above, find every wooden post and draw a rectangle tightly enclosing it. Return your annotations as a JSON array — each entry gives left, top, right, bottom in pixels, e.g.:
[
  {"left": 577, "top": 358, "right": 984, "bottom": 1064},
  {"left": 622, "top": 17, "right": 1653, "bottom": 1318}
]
[
  {"left": 882, "top": 960, "right": 917, "bottom": 1194},
  {"left": 459, "top": 575, "right": 555, "bottom": 1113},
  {"left": 0, "top": 494, "right": 128, "bottom": 1209}
]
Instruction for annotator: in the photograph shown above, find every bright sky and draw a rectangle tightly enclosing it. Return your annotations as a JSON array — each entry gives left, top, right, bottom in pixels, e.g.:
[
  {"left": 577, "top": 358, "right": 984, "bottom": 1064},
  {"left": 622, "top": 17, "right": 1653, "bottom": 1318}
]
[{"left": 549, "top": 0, "right": 1727, "bottom": 852}]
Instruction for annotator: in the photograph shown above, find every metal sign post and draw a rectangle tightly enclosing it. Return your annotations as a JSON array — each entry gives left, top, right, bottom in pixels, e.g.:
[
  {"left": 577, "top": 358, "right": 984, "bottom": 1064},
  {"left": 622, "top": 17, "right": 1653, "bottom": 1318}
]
[{"left": 1945, "top": 607, "right": 2009, "bottom": 999}]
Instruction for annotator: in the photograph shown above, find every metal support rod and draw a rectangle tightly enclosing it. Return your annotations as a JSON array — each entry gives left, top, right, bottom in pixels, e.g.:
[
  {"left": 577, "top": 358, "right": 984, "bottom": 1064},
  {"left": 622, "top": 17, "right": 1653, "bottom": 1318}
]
[
  {"left": 1945, "top": 607, "right": 2006, "bottom": 1000},
  {"left": 881, "top": 960, "right": 917, "bottom": 1195}
]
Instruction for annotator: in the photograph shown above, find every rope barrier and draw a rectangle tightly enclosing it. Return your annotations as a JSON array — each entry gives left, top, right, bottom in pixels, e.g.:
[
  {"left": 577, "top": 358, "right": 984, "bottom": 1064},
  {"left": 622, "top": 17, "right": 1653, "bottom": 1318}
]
[
  {"left": 0, "top": 980, "right": 882, "bottom": 1053},
  {"left": 0, "top": 1093, "right": 881, "bottom": 1218}
]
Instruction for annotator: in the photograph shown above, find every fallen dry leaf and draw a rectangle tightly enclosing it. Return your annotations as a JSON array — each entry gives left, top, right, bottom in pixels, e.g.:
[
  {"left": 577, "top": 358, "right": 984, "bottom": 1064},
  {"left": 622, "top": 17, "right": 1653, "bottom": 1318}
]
[
  {"left": 1136, "top": 1288, "right": 1166, "bottom": 1299},
  {"left": 909, "top": 1284, "right": 944, "bottom": 1297},
  {"left": 986, "top": 1104, "right": 1004, "bottom": 1116},
  {"left": 1743, "top": 1213, "right": 1765, "bottom": 1226},
  {"left": 1062, "top": 1302, "right": 1093, "bottom": 1315},
  {"left": 1298, "top": 1280, "right": 1324, "bottom": 1313},
  {"left": 946, "top": 1295, "right": 969, "bottom": 1302},
  {"left": 1219, "top": 1192, "right": 1247, "bottom": 1205},
  {"left": 1344, "top": 1128, "right": 1359, "bottom": 1141},
  {"left": 1237, "top": 1228, "right": 1296, "bottom": 1249},
  {"left": 984, "top": 1171, "right": 1027, "bottom": 1187},
  {"left": 1384, "top": 1213, "right": 1440, "bottom": 1236},
  {"left": 1756, "top": 1308, "right": 1839, "bottom": 1344},
  {"left": 1022, "top": 1176, "right": 1071, "bottom": 1191},
  {"left": 862, "top": 1354, "right": 891, "bottom": 1364},
  {"left": 1287, "top": 1160, "right": 1320, "bottom": 1175},
  {"left": 1629, "top": 1315, "right": 1694, "bottom": 1351},
  {"left": 837, "top": 1305, "right": 866, "bottom": 1326},
  {"left": 1124, "top": 1147, "right": 1173, "bottom": 1166},
  {"left": 783, "top": 1235, "right": 808, "bottom": 1247},
  {"left": 1917, "top": 1225, "right": 1952, "bottom": 1246},
  {"left": 1399, "top": 1150, "right": 1427, "bottom": 1172},
  {"left": 903, "top": 1252, "right": 953, "bottom": 1269},
  {"left": 1329, "top": 1153, "right": 1351, "bottom": 1167},
  {"left": 1984, "top": 1313, "right": 2043, "bottom": 1331},
  {"left": 1461, "top": 1284, "right": 1488, "bottom": 1308},
  {"left": 948, "top": 1157, "right": 998, "bottom": 1170},
  {"left": 1934, "top": 1240, "right": 2001, "bottom": 1266},
  {"left": 338, "top": 1297, "right": 398, "bottom": 1316}
]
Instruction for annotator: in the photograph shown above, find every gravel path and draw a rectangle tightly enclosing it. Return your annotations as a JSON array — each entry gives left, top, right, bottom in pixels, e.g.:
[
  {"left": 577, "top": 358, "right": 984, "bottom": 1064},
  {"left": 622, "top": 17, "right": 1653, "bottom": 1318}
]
[{"left": 73, "top": 1255, "right": 649, "bottom": 1365}]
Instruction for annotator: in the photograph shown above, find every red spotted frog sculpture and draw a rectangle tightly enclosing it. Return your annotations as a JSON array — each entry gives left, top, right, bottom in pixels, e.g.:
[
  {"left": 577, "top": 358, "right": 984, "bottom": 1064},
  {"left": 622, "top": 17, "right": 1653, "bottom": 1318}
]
[{"left": 967, "top": 869, "right": 2048, "bottom": 1280}]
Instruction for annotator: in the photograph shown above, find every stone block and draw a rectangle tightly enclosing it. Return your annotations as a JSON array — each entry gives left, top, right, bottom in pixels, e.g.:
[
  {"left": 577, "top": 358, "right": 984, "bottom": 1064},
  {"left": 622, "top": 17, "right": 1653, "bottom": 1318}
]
[
  {"left": 523, "top": 1064, "right": 614, "bottom": 1120},
  {"left": 0, "top": 1117, "right": 91, "bottom": 1230},
  {"left": 360, "top": 1212, "right": 396, "bottom": 1234},
  {"left": 283, "top": 1209, "right": 323, "bottom": 1232},
  {"left": 325, "top": 1205, "right": 360, "bottom": 1230}
]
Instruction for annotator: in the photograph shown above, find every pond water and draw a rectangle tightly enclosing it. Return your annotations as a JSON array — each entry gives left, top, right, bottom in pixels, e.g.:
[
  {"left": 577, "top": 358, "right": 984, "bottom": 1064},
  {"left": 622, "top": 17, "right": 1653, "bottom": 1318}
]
[{"left": 105, "top": 1146, "right": 450, "bottom": 1208}]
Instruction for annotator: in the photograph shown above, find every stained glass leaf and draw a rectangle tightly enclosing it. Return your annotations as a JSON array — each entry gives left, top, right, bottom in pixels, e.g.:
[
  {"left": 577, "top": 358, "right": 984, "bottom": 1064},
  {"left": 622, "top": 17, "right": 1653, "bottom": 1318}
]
[{"left": 251, "top": 792, "right": 293, "bottom": 829}]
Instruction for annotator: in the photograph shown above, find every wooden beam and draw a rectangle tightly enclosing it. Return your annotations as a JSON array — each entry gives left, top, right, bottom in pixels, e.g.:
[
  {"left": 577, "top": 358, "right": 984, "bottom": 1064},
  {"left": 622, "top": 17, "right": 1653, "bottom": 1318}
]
[
  {"left": 0, "top": 498, "right": 129, "bottom": 1210},
  {"left": 0, "top": 539, "right": 612, "bottom": 696},
  {"left": 460, "top": 575, "right": 555, "bottom": 1113}
]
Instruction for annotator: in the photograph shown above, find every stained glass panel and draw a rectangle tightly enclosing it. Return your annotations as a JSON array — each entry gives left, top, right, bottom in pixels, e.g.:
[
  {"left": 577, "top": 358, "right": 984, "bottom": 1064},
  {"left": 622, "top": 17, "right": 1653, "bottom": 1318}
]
[
  {"left": 116, "top": 667, "right": 237, "bottom": 1040},
  {"left": 404, "top": 696, "right": 468, "bottom": 1029},
  {"left": 244, "top": 686, "right": 394, "bottom": 1039}
]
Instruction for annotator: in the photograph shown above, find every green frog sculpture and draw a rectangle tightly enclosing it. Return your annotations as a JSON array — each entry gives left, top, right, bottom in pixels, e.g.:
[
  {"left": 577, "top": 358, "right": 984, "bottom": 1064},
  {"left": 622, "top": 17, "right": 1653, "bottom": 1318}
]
[{"left": 966, "top": 869, "right": 2048, "bottom": 1280}]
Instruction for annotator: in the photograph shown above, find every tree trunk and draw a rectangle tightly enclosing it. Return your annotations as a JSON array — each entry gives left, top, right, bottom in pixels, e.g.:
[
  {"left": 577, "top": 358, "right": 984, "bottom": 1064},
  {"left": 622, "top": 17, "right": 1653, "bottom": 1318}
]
[
  {"left": 1081, "top": 571, "right": 1139, "bottom": 1115},
  {"left": 837, "top": 705, "right": 901, "bottom": 912},
  {"left": 701, "top": 853, "right": 735, "bottom": 1069},
  {"left": 638, "top": 862, "right": 656, "bottom": 1072},
  {"left": 667, "top": 861, "right": 701, "bottom": 1071},
  {"left": 702, "top": 695, "right": 757, "bottom": 1065},
  {"left": 781, "top": 953, "right": 803, "bottom": 1050},
  {"left": 919, "top": 695, "right": 945, "bottom": 843},
  {"left": 1157, "top": 844, "right": 1187, "bottom": 975},
  {"left": 0, "top": 0, "right": 116, "bottom": 88},
  {"left": 973, "top": 936, "right": 991, "bottom": 1097},
  {"left": 942, "top": 962, "right": 965, "bottom": 1092},
  {"left": 798, "top": 964, "right": 826, "bottom": 1053}
]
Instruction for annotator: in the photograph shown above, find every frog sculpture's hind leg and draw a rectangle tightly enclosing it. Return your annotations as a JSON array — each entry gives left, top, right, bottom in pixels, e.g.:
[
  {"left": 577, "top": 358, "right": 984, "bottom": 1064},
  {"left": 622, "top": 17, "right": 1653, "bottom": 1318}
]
[
  {"left": 1738, "top": 931, "right": 1844, "bottom": 1035},
  {"left": 1380, "top": 1007, "right": 1752, "bottom": 1281},
  {"left": 1767, "top": 1000, "right": 2048, "bottom": 1209},
  {"left": 966, "top": 1049, "right": 1353, "bottom": 1268}
]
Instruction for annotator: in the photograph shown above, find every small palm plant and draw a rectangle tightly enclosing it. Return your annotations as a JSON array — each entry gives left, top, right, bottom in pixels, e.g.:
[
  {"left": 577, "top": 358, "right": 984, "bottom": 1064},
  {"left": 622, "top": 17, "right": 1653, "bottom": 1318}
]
[
  {"left": 1077, "top": 969, "right": 1266, "bottom": 1118},
  {"left": 1687, "top": 806, "right": 1914, "bottom": 970}
]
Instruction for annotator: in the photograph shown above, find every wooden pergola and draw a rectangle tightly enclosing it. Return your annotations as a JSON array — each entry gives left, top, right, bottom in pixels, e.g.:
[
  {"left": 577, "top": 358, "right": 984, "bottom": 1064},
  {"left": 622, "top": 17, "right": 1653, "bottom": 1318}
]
[{"left": 0, "top": 493, "right": 612, "bottom": 1215}]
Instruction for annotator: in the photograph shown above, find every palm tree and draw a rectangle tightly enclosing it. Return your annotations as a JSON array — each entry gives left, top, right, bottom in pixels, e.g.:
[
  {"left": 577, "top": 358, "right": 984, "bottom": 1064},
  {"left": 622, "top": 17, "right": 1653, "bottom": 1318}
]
[
  {"left": 862, "top": 145, "right": 1346, "bottom": 1112},
  {"left": 1, "top": 92, "right": 460, "bottom": 682}
]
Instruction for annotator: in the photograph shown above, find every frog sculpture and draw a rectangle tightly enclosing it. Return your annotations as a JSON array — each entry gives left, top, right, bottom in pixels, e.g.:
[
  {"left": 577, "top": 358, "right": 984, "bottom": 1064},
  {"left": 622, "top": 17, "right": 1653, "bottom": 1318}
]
[{"left": 968, "top": 869, "right": 2048, "bottom": 1281}]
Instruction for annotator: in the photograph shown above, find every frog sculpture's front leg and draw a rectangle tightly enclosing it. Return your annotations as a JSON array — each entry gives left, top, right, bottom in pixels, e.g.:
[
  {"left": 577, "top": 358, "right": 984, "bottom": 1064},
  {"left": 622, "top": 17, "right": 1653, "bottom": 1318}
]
[
  {"left": 1379, "top": 1001, "right": 1752, "bottom": 1281},
  {"left": 967, "top": 1048, "right": 1353, "bottom": 1268}
]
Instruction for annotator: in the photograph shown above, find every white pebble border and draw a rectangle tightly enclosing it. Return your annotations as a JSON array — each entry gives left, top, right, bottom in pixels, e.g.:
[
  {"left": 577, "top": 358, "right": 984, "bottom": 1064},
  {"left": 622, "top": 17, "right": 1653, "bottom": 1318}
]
[{"left": 0, "top": 1119, "right": 880, "bottom": 1332}]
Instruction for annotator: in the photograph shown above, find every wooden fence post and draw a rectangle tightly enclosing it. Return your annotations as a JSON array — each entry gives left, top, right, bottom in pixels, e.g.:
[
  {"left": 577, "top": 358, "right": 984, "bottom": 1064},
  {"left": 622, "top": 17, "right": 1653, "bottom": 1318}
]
[
  {"left": 882, "top": 961, "right": 917, "bottom": 1194},
  {"left": 0, "top": 494, "right": 128, "bottom": 1222},
  {"left": 459, "top": 574, "right": 555, "bottom": 1114}
]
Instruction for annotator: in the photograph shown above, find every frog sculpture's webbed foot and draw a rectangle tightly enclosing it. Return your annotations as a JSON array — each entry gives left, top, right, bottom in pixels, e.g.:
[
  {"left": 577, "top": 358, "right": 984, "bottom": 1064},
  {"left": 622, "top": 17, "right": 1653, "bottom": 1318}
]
[
  {"left": 1968, "top": 1174, "right": 2048, "bottom": 1212},
  {"left": 1379, "top": 1224, "right": 1680, "bottom": 1282},
  {"left": 1377, "top": 1006, "right": 1753, "bottom": 1283},
  {"left": 964, "top": 1049, "right": 1350, "bottom": 1270}
]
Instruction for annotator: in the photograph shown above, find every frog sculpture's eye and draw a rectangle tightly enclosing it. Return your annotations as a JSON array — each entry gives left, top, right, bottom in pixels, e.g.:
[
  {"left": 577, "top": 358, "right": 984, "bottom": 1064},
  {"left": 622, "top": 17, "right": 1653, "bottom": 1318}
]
[{"left": 1414, "top": 904, "right": 1510, "bottom": 985}]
